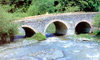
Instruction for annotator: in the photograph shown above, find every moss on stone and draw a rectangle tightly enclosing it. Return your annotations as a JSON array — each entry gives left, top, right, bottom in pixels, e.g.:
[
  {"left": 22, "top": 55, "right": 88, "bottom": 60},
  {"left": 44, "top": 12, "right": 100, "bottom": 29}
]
[{"left": 32, "top": 33, "right": 46, "bottom": 41}]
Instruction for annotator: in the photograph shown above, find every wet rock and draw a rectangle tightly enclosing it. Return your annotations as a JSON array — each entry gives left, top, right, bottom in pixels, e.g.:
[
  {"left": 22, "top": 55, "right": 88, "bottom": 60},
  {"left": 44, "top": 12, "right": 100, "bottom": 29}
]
[
  {"left": 82, "top": 38, "right": 92, "bottom": 41},
  {"left": 0, "top": 40, "right": 38, "bottom": 53},
  {"left": 23, "top": 40, "right": 38, "bottom": 45},
  {"left": 23, "top": 40, "right": 29, "bottom": 44}
]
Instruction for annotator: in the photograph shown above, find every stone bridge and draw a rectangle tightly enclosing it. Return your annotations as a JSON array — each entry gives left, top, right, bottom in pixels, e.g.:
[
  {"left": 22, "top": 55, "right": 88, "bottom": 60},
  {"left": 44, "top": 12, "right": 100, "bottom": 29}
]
[{"left": 17, "top": 12, "right": 99, "bottom": 37}]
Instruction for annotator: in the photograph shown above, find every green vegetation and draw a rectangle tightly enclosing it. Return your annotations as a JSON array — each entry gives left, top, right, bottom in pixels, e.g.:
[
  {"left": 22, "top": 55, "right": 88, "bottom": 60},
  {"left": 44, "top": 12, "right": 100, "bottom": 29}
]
[
  {"left": 17, "top": 31, "right": 25, "bottom": 35},
  {"left": 0, "top": 0, "right": 100, "bottom": 20},
  {"left": 70, "top": 34, "right": 92, "bottom": 39},
  {"left": 0, "top": 5, "right": 28, "bottom": 20},
  {"left": 94, "top": 14, "right": 100, "bottom": 27},
  {"left": 77, "top": 34, "right": 92, "bottom": 39},
  {"left": 0, "top": 6, "right": 18, "bottom": 44},
  {"left": 93, "top": 14, "right": 100, "bottom": 36},
  {"left": 27, "top": 0, "right": 54, "bottom": 16},
  {"left": 65, "top": 6, "right": 80, "bottom": 12},
  {"left": 93, "top": 30, "right": 100, "bottom": 35},
  {"left": 46, "top": 23, "right": 56, "bottom": 33},
  {"left": 55, "top": 0, "right": 100, "bottom": 12},
  {"left": 30, "top": 33, "right": 46, "bottom": 41},
  {"left": 70, "top": 34, "right": 100, "bottom": 42},
  {"left": 0, "top": 0, "right": 100, "bottom": 43},
  {"left": 32, "top": 33, "right": 46, "bottom": 41}
]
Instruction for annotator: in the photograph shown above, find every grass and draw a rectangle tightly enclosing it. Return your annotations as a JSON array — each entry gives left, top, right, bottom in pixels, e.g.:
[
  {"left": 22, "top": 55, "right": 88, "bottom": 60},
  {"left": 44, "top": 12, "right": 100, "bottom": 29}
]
[
  {"left": 73, "top": 34, "right": 100, "bottom": 42},
  {"left": 26, "top": 33, "right": 46, "bottom": 41},
  {"left": 69, "top": 34, "right": 93, "bottom": 39},
  {"left": 77, "top": 34, "right": 92, "bottom": 39},
  {"left": 32, "top": 33, "right": 46, "bottom": 41}
]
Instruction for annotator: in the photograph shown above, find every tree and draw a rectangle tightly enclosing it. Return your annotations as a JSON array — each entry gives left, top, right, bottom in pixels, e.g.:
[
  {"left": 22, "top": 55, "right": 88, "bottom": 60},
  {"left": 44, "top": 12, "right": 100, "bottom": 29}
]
[
  {"left": 55, "top": 0, "right": 100, "bottom": 12},
  {"left": 27, "top": 0, "right": 55, "bottom": 16}
]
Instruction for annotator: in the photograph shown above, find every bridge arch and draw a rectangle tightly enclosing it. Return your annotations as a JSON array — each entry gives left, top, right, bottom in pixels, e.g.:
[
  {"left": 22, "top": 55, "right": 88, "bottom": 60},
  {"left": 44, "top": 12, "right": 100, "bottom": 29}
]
[
  {"left": 22, "top": 25, "right": 37, "bottom": 37},
  {"left": 75, "top": 21, "right": 92, "bottom": 34},
  {"left": 44, "top": 20, "right": 68, "bottom": 36}
]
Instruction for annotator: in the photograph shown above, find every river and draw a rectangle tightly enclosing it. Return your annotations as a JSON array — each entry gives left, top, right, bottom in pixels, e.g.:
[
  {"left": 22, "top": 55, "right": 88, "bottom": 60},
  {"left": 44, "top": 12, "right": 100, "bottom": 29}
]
[{"left": 0, "top": 36, "right": 100, "bottom": 60}]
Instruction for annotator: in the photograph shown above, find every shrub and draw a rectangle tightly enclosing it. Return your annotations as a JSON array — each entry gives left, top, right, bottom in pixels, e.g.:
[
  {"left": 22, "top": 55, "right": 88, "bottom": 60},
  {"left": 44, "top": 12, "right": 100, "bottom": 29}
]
[
  {"left": 0, "top": 6, "right": 18, "bottom": 43},
  {"left": 32, "top": 33, "right": 46, "bottom": 41}
]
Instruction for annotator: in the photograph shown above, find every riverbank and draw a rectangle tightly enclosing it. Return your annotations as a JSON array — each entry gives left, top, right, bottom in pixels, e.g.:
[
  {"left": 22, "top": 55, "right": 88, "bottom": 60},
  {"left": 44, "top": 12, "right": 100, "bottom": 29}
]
[{"left": 0, "top": 39, "right": 38, "bottom": 53}]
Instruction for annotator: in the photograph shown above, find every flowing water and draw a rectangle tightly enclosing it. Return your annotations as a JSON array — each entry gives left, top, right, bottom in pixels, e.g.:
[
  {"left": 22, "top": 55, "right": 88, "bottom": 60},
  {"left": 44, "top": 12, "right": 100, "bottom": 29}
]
[{"left": 0, "top": 36, "right": 100, "bottom": 60}]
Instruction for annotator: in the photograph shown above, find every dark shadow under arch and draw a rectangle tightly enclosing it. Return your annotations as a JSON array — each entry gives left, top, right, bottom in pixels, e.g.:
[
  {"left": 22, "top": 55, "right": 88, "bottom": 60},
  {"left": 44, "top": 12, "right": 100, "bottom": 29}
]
[
  {"left": 22, "top": 27, "right": 36, "bottom": 37},
  {"left": 75, "top": 22, "right": 91, "bottom": 34},
  {"left": 46, "top": 21, "right": 68, "bottom": 36}
]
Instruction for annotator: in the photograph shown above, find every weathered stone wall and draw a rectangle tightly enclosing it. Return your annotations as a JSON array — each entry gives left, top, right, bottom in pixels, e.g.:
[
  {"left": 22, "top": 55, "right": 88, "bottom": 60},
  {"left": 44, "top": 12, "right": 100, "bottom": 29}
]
[{"left": 17, "top": 12, "right": 99, "bottom": 35}]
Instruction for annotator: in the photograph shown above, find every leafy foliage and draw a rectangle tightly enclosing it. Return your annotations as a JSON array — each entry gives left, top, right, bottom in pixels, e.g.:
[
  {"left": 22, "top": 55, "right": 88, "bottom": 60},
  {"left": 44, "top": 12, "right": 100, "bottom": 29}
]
[
  {"left": 0, "top": 0, "right": 32, "bottom": 12},
  {"left": 0, "top": 0, "right": 100, "bottom": 16},
  {"left": 27, "top": 5, "right": 39, "bottom": 16},
  {"left": 65, "top": 6, "right": 80, "bottom": 12},
  {"left": 0, "top": 6, "right": 18, "bottom": 37},
  {"left": 93, "top": 30, "right": 100, "bottom": 35},
  {"left": 55, "top": 0, "right": 100, "bottom": 12},
  {"left": 27, "top": 0, "right": 54, "bottom": 16},
  {"left": 0, "top": 6, "right": 18, "bottom": 44}
]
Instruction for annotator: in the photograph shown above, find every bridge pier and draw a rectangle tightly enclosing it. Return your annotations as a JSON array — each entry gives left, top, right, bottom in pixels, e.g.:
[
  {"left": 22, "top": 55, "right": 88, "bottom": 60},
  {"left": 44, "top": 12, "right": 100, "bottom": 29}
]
[{"left": 67, "top": 29, "right": 75, "bottom": 35}]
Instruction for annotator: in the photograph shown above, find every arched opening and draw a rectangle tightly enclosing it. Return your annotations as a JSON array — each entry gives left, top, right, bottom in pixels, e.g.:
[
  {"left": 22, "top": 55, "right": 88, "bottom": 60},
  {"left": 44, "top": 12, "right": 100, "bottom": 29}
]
[
  {"left": 75, "top": 22, "right": 91, "bottom": 34},
  {"left": 45, "top": 21, "right": 68, "bottom": 37},
  {"left": 15, "top": 26, "right": 36, "bottom": 40},
  {"left": 22, "top": 27, "right": 36, "bottom": 37}
]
